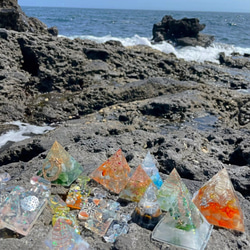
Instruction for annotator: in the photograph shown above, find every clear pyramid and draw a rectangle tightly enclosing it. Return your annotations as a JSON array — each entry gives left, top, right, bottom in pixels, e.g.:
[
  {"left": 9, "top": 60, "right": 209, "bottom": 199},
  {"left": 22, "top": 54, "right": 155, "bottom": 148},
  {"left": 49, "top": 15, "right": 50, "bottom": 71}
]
[
  {"left": 90, "top": 149, "right": 131, "bottom": 194},
  {"left": 132, "top": 183, "right": 162, "bottom": 230},
  {"left": 42, "top": 218, "right": 90, "bottom": 250},
  {"left": 119, "top": 165, "right": 152, "bottom": 202},
  {"left": 153, "top": 168, "right": 213, "bottom": 250},
  {"left": 78, "top": 198, "right": 120, "bottom": 237},
  {"left": 142, "top": 152, "right": 163, "bottom": 189},
  {"left": 192, "top": 168, "right": 245, "bottom": 232},
  {"left": 0, "top": 174, "right": 11, "bottom": 229},
  {"left": 40, "top": 141, "right": 83, "bottom": 186},
  {"left": 0, "top": 177, "right": 50, "bottom": 236}
]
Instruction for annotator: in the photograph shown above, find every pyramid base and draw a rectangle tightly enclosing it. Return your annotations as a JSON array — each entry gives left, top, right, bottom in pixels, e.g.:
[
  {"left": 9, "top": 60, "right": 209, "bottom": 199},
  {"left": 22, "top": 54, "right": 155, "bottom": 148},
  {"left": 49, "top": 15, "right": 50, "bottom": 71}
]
[{"left": 152, "top": 215, "right": 213, "bottom": 250}]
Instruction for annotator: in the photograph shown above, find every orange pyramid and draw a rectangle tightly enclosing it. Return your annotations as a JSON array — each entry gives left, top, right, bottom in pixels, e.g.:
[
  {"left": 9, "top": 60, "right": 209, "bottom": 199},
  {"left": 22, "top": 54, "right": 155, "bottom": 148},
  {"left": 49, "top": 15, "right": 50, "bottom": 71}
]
[
  {"left": 90, "top": 149, "right": 131, "bottom": 194},
  {"left": 119, "top": 165, "right": 152, "bottom": 202},
  {"left": 193, "top": 168, "right": 245, "bottom": 232}
]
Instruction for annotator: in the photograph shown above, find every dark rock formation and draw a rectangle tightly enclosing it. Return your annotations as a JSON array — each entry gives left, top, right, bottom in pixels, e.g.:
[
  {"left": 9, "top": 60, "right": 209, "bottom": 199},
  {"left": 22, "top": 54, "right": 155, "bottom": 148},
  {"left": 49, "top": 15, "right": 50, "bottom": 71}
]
[
  {"left": 0, "top": 0, "right": 58, "bottom": 35},
  {"left": 219, "top": 52, "right": 250, "bottom": 69},
  {"left": 152, "top": 15, "right": 214, "bottom": 47}
]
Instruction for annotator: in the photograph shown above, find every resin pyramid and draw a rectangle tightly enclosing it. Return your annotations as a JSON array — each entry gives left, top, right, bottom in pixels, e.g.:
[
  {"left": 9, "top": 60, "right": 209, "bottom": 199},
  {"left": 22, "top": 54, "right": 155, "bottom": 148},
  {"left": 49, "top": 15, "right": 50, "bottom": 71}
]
[
  {"left": 52, "top": 206, "right": 80, "bottom": 234},
  {"left": 141, "top": 152, "right": 163, "bottom": 189},
  {"left": 48, "top": 195, "right": 67, "bottom": 214},
  {"left": 79, "top": 198, "right": 120, "bottom": 236},
  {"left": 41, "top": 141, "right": 83, "bottom": 186},
  {"left": 90, "top": 149, "right": 131, "bottom": 194},
  {"left": 66, "top": 175, "right": 91, "bottom": 209},
  {"left": 0, "top": 177, "right": 50, "bottom": 236},
  {"left": 42, "top": 218, "right": 90, "bottom": 250},
  {"left": 192, "top": 168, "right": 245, "bottom": 232},
  {"left": 153, "top": 168, "right": 213, "bottom": 250},
  {"left": 119, "top": 165, "right": 152, "bottom": 202},
  {"left": 132, "top": 183, "right": 162, "bottom": 230},
  {"left": 0, "top": 172, "right": 12, "bottom": 229}
]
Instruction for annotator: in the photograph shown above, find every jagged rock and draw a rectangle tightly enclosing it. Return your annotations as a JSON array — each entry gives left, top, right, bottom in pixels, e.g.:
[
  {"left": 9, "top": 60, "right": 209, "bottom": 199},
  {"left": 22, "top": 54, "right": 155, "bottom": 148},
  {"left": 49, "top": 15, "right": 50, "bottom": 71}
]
[
  {"left": 219, "top": 52, "right": 250, "bottom": 69},
  {"left": 152, "top": 15, "right": 214, "bottom": 47},
  {"left": 0, "top": 0, "right": 57, "bottom": 35}
]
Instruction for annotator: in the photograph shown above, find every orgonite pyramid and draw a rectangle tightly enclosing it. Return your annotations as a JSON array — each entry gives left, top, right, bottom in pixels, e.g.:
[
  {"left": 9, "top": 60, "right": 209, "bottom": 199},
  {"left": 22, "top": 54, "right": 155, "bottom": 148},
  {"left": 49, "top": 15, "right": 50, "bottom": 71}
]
[
  {"left": 103, "top": 214, "right": 131, "bottom": 243},
  {"left": 41, "top": 141, "right": 83, "bottom": 186},
  {"left": 90, "top": 149, "right": 131, "bottom": 194},
  {"left": 0, "top": 177, "right": 50, "bottom": 236},
  {"left": 119, "top": 165, "right": 152, "bottom": 202},
  {"left": 0, "top": 172, "right": 11, "bottom": 182},
  {"left": 0, "top": 172, "right": 12, "bottom": 229},
  {"left": 192, "top": 168, "right": 245, "bottom": 232},
  {"left": 78, "top": 198, "right": 120, "bottom": 236},
  {"left": 132, "top": 183, "right": 162, "bottom": 230},
  {"left": 42, "top": 218, "right": 90, "bottom": 250},
  {"left": 48, "top": 195, "right": 67, "bottom": 214},
  {"left": 66, "top": 175, "right": 91, "bottom": 209},
  {"left": 141, "top": 152, "right": 163, "bottom": 189},
  {"left": 0, "top": 172, "right": 11, "bottom": 206},
  {"left": 52, "top": 206, "right": 80, "bottom": 234},
  {"left": 153, "top": 168, "right": 213, "bottom": 250}
]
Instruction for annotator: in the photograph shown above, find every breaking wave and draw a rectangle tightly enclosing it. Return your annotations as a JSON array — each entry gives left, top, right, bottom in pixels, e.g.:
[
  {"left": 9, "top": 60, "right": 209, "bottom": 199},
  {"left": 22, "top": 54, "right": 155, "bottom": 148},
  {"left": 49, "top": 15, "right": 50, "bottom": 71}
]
[{"left": 63, "top": 34, "right": 250, "bottom": 64}]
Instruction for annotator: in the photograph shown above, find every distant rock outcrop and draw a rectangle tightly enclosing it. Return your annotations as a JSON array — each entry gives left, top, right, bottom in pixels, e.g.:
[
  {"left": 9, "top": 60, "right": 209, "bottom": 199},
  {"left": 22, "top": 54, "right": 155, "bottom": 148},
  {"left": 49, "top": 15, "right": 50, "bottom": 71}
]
[
  {"left": 152, "top": 15, "right": 214, "bottom": 47},
  {"left": 0, "top": 0, "right": 58, "bottom": 35}
]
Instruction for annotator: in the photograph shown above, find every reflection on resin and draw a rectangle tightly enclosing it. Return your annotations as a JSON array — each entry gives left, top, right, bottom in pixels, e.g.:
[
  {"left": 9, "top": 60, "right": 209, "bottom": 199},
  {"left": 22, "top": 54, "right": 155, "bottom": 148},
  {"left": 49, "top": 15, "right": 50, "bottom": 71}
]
[
  {"left": 42, "top": 218, "right": 89, "bottom": 250},
  {"left": 193, "top": 168, "right": 245, "bottom": 232},
  {"left": 40, "top": 141, "right": 83, "bottom": 186},
  {"left": 153, "top": 168, "right": 213, "bottom": 250},
  {"left": 90, "top": 149, "right": 131, "bottom": 194},
  {"left": 119, "top": 165, "right": 152, "bottom": 202},
  {"left": 141, "top": 152, "right": 163, "bottom": 189}
]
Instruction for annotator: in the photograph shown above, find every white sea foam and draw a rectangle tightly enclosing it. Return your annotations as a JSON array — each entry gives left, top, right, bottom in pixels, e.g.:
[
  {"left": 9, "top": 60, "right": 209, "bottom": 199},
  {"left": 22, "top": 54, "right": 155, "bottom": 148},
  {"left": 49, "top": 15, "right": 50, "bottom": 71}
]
[
  {"left": 0, "top": 121, "right": 54, "bottom": 148},
  {"left": 62, "top": 34, "right": 250, "bottom": 64}
]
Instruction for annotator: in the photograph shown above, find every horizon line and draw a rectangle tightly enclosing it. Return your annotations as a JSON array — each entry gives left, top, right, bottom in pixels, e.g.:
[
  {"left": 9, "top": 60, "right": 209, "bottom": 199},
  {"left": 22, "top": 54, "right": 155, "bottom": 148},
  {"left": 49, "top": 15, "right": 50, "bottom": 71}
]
[{"left": 20, "top": 5, "right": 250, "bottom": 14}]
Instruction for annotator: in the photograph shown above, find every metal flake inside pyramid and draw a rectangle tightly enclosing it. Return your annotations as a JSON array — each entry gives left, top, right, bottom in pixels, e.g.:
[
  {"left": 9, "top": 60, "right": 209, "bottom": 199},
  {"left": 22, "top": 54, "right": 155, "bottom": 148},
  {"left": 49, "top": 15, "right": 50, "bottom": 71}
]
[
  {"left": 78, "top": 198, "right": 120, "bottom": 237},
  {"left": 192, "top": 168, "right": 245, "bottom": 232},
  {"left": 42, "top": 218, "right": 90, "bottom": 250},
  {"left": 132, "top": 183, "right": 162, "bottom": 230},
  {"left": 153, "top": 168, "right": 213, "bottom": 250},
  {"left": 119, "top": 165, "right": 152, "bottom": 202},
  {"left": 142, "top": 151, "right": 163, "bottom": 189},
  {"left": 0, "top": 178, "right": 49, "bottom": 236},
  {"left": 90, "top": 149, "right": 131, "bottom": 194},
  {"left": 41, "top": 141, "right": 83, "bottom": 186}
]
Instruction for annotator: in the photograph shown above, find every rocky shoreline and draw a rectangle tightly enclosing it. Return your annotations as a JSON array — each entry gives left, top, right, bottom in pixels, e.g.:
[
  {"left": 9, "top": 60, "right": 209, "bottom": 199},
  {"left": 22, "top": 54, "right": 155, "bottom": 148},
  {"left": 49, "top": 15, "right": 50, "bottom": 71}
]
[{"left": 0, "top": 1, "right": 250, "bottom": 250}]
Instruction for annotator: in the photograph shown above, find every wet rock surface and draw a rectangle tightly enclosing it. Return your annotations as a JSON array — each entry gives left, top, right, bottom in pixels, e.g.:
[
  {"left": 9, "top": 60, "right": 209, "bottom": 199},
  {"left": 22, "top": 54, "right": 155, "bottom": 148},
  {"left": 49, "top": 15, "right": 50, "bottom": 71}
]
[{"left": 0, "top": 4, "right": 250, "bottom": 250}]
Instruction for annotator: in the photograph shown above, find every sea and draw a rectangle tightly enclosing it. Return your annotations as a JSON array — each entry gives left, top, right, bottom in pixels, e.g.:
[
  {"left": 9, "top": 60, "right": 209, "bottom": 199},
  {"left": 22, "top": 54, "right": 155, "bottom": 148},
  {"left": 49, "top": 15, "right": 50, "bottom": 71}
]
[{"left": 21, "top": 7, "right": 250, "bottom": 63}]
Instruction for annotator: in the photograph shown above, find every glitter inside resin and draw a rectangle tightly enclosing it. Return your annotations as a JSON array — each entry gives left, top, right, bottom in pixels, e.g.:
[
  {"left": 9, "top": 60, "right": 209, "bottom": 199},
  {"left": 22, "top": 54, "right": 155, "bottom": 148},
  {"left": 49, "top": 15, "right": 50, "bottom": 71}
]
[
  {"left": 152, "top": 168, "right": 213, "bottom": 250},
  {"left": 40, "top": 141, "right": 83, "bottom": 186},
  {"left": 119, "top": 165, "right": 152, "bottom": 202},
  {"left": 193, "top": 168, "right": 245, "bottom": 232},
  {"left": 0, "top": 176, "right": 50, "bottom": 235},
  {"left": 79, "top": 198, "right": 120, "bottom": 236},
  {"left": 42, "top": 218, "right": 90, "bottom": 250},
  {"left": 66, "top": 175, "right": 91, "bottom": 209},
  {"left": 90, "top": 149, "right": 131, "bottom": 194},
  {"left": 132, "top": 183, "right": 162, "bottom": 230}
]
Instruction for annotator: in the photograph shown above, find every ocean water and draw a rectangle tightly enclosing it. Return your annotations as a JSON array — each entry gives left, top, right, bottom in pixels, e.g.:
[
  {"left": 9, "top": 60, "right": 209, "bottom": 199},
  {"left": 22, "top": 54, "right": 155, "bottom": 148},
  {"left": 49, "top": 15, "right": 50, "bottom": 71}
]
[
  {"left": 22, "top": 7, "right": 250, "bottom": 63},
  {"left": 0, "top": 121, "right": 54, "bottom": 150}
]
